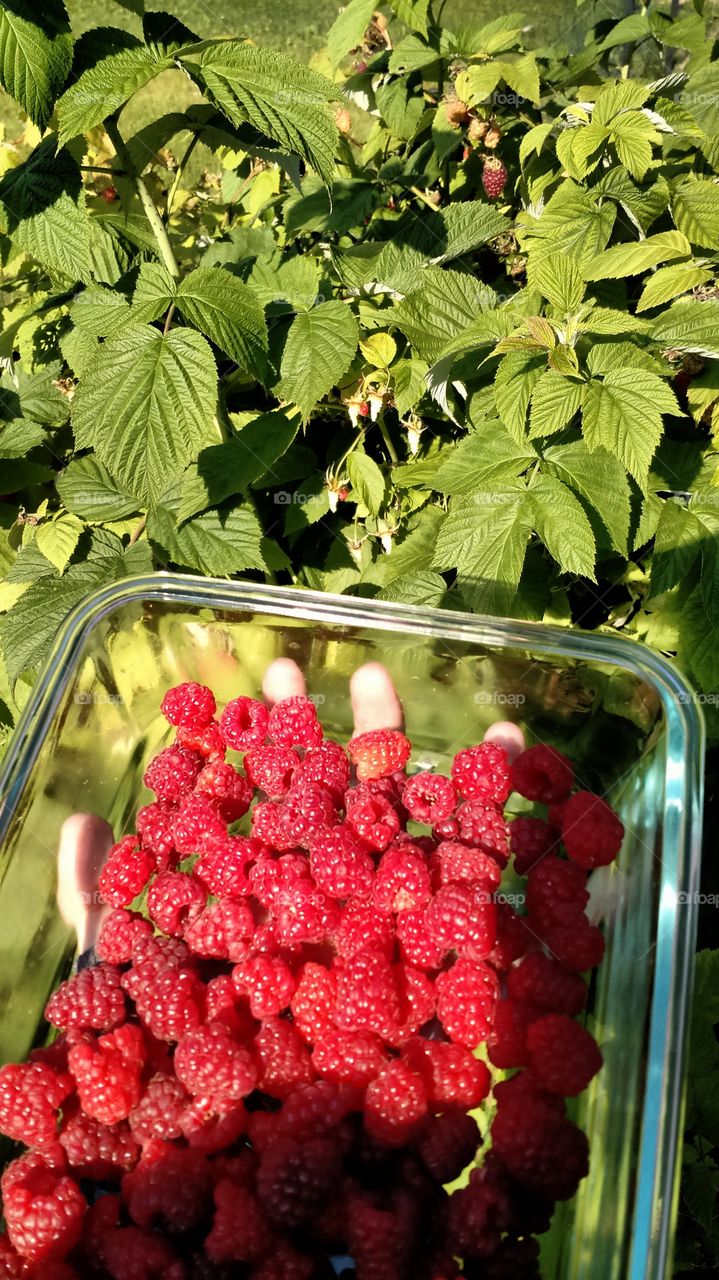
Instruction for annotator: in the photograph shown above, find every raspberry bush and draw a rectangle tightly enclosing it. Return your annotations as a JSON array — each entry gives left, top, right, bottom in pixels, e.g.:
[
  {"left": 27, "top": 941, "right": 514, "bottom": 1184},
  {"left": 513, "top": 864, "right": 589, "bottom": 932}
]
[{"left": 0, "top": 684, "right": 614, "bottom": 1275}]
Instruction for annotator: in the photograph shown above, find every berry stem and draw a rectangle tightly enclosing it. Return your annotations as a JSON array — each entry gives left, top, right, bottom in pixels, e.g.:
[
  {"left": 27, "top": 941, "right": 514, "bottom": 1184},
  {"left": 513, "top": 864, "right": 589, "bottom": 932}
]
[
  {"left": 165, "top": 133, "right": 200, "bottom": 222},
  {"left": 105, "top": 117, "right": 181, "bottom": 281},
  {"left": 377, "top": 415, "right": 399, "bottom": 465}
]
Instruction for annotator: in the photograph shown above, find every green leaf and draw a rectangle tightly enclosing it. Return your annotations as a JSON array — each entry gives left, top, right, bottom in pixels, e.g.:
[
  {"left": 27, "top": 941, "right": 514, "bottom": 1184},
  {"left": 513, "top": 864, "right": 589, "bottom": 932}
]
[
  {"left": 650, "top": 500, "right": 703, "bottom": 597},
  {"left": 284, "top": 175, "right": 376, "bottom": 238},
  {"left": 528, "top": 371, "right": 583, "bottom": 439},
  {"left": 682, "top": 587, "right": 719, "bottom": 691},
  {"left": 455, "top": 62, "right": 502, "bottom": 107},
  {"left": 142, "top": 10, "right": 198, "bottom": 55},
  {"left": 582, "top": 230, "right": 691, "bottom": 281},
  {"left": 393, "top": 268, "right": 492, "bottom": 361},
  {"left": 543, "top": 439, "right": 631, "bottom": 555},
  {"left": 472, "top": 12, "right": 526, "bottom": 54},
  {"left": 428, "top": 202, "right": 509, "bottom": 265},
  {"left": 522, "top": 180, "right": 616, "bottom": 271},
  {"left": 500, "top": 53, "right": 540, "bottom": 106},
  {"left": 35, "top": 514, "right": 84, "bottom": 574},
  {"left": 72, "top": 325, "right": 217, "bottom": 506},
  {"left": 326, "top": 0, "right": 375, "bottom": 68},
  {"left": 346, "top": 450, "right": 386, "bottom": 516},
  {"left": 392, "top": 358, "right": 428, "bottom": 417},
  {"left": 249, "top": 256, "right": 321, "bottom": 312},
  {"left": 382, "top": 504, "right": 445, "bottom": 583},
  {"left": 148, "top": 501, "right": 266, "bottom": 576},
  {"left": 636, "top": 262, "right": 714, "bottom": 313},
  {"left": 494, "top": 352, "right": 546, "bottom": 440},
  {"left": 519, "top": 121, "right": 554, "bottom": 168},
  {"left": 176, "top": 268, "right": 269, "bottom": 381},
  {"left": 582, "top": 370, "right": 679, "bottom": 489},
  {"left": 178, "top": 412, "right": 299, "bottom": 523},
  {"left": 284, "top": 473, "right": 329, "bottom": 535},
  {"left": 375, "top": 77, "right": 424, "bottom": 142},
  {"left": 432, "top": 489, "right": 533, "bottom": 617},
  {"left": 70, "top": 286, "right": 134, "bottom": 338},
  {"left": 360, "top": 333, "right": 397, "bottom": 369},
  {"left": 0, "top": 0, "right": 72, "bottom": 127},
  {"left": 608, "top": 110, "right": 659, "bottom": 180},
  {"left": 555, "top": 122, "right": 606, "bottom": 181},
  {"left": 434, "top": 422, "right": 536, "bottom": 495},
  {"left": 56, "top": 455, "right": 139, "bottom": 523},
  {"left": 586, "top": 341, "right": 668, "bottom": 376},
  {"left": 651, "top": 300, "right": 719, "bottom": 359},
  {"left": 131, "top": 262, "right": 176, "bottom": 322},
  {"left": 183, "top": 43, "right": 339, "bottom": 188},
  {"left": 595, "top": 168, "right": 670, "bottom": 235},
  {"left": 672, "top": 177, "right": 719, "bottom": 249},
  {"left": 378, "top": 570, "right": 446, "bottom": 606},
  {"left": 391, "top": 0, "right": 430, "bottom": 37},
  {"left": 527, "top": 252, "right": 585, "bottom": 313},
  {"left": 0, "top": 138, "right": 94, "bottom": 283},
  {"left": 529, "top": 475, "right": 596, "bottom": 578},
  {"left": 0, "top": 418, "right": 45, "bottom": 458},
  {"left": 56, "top": 30, "right": 171, "bottom": 146},
  {"left": 279, "top": 302, "right": 358, "bottom": 422},
  {"left": 390, "top": 35, "right": 438, "bottom": 75},
  {"left": 592, "top": 79, "right": 652, "bottom": 125}
]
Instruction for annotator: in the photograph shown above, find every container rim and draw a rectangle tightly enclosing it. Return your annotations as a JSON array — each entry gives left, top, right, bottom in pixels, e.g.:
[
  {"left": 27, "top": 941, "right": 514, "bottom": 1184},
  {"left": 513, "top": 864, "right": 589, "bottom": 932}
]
[{"left": 0, "top": 573, "right": 705, "bottom": 1279}]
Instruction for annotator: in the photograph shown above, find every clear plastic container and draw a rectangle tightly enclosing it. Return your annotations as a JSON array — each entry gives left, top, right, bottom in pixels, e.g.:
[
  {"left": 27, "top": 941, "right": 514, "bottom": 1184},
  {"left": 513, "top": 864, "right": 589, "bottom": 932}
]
[{"left": 0, "top": 574, "right": 704, "bottom": 1279}]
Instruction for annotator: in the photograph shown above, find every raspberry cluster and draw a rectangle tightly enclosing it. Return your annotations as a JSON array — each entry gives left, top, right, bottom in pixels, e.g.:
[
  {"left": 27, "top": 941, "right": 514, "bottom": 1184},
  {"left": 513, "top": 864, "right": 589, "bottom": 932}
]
[{"left": 0, "top": 689, "right": 622, "bottom": 1279}]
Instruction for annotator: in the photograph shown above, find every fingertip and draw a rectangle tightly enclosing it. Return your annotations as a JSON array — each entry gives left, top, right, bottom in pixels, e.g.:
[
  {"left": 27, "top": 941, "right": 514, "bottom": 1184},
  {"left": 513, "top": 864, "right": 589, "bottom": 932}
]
[
  {"left": 483, "top": 720, "right": 526, "bottom": 762},
  {"left": 57, "top": 813, "right": 114, "bottom": 950},
  {"left": 262, "top": 658, "right": 307, "bottom": 705},
  {"left": 350, "top": 662, "right": 404, "bottom": 734}
]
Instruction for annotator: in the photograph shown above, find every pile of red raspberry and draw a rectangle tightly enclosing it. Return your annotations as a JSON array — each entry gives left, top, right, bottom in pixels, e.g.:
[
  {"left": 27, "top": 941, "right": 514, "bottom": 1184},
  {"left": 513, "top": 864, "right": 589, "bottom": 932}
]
[{"left": 0, "top": 684, "right": 623, "bottom": 1279}]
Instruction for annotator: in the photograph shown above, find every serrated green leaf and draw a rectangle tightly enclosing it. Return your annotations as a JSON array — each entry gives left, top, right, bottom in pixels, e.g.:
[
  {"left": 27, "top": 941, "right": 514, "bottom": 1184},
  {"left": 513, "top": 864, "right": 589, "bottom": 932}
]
[
  {"left": 56, "top": 455, "right": 139, "bottom": 523},
  {"left": 393, "top": 268, "right": 491, "bottom": 361},
  {"left": 636, "top": 262, "right": 713, "bottom": 313},
  {"left": 430, "top": 202, "right": 509, "bottom": 265},
  {"left": 494, "top": 352, "right": 546, "bottom": 440},
  {"left": 360, "top": 332, "right": 397, "bottom": 369},
  {"left": 284, "top": 472, "right": 329, "bottom": 534},
  {"left": 672, "top": 177, "right": 719, "bottom": 249},
  {"left": 184, "top": 43, "right": 339, "bottom": 188},
  {"left": 57, "top": 30, "right": 171, "bottom": 146},
  {"left": 69, "top": 287, "right": 134, "bottom": 338},
  {"left": 0, "top": 418, "right": 45, "bottom": 459},
  {"left": 582, "top": 370, "right": 679, "bottom": 488},
  {"left": 375, "top": 76, "right": 425, "bottom": 142},
  {"left": 279, "top": 302, "right": 358, "bottom": 421},
  {"left": 35, "top": 513, "right": 84, "bottom": 574},
  {"left": 528, "top": 371, "right": 583, "bottom": 439},
  {"left": 580, "top": 307, "right": 652, "bottom": 337},
  {"left": 347, "top": 450, "right": 386, "bottom": 516},
  {"left": 178, "top": 412, "right": 298, "bottom": 523},
  {"left": 0, "top": 138, "right": 94, "bottom": 283},
  {"left": 326, "top": 0, "right": 375, "bottom": 68},
  {"left": 391, "top": 35, "right": 439, "bottom": 75},
  {"left": 650, "top": 500, "right": 702, "bottom": 597},
  {"left": 142, "top": 10, "right": 198, "bottom": 56},
  {"left": 651, "top": 300, "right": 719, "bottom": 359},
  {"left": 432, "top": 489, "right": 532, "bottom": 616},
  {"left": 500, "top": 53, "right": 540, "bottom": 106},
  {"left": 519, "top": 121, "right": 554, "bottom": 168},
  {"left": 72, "top": 325, "right": 217, "bottom": 506},
  {"left": 529, "top": 475, "right": 596, "bottom": 578},
  {"left": 0, "top": 0, "right": 72, "bottom": 128},
  {"left": 434, "top": 422, "right": 535, "bottom": 495},
  {"left": 609, "top": 110, "right": 659, "bottom": 180},
  {"left": 176, "top": 268, "right": 269, "bottom": 381},
  {"left": 592, "top": 79, "right": 652, "bottom": 126},
  {"left": 391, "top": 0, "right": 430, "bottom": 37},
  {"left": 595, "top": 168, "right": 670, "bottom": 235},
  {"left": 148, "top": 501, "right": 266, "bottom": 576},
  {"left": 249, "top": 256, "right": 321, "bottom": 313},
  {"left": 586, "top": 342, "right": 668, "bottom": 376},
  {"left": 131, "top": 262, "right": 176, "bottom": 322},
  {"left": 555, "top": 122, "right": 606, "bottom": 181},
  {"left": 543, "top": 439, "right": 631, "bottom": 555},
  {"left": 582, "top": 230, "right": 691, "bottom": 282},
  {"left": 382, "top": 503, "right": 445, "bottom": 583},
  {"left": 527, "top": 252, "right": 585, "bottom": 313},
  {"left": 455, "top": 62, "right": 502, "bottom": 107},
  {"left": 682, "top": 586, "right": 719, "bottom": 691},
  {"left": 284, "top": 175, "right": 376, "bottom": 239},
  {"left": 392, "top": 358, "right": 428, "bottom": 417},
  {"left": 522, "top": 180, "right": 616, "bottom": 270},
  {"left": 378, "top": 570, "right": 446, "bottom": 606}
]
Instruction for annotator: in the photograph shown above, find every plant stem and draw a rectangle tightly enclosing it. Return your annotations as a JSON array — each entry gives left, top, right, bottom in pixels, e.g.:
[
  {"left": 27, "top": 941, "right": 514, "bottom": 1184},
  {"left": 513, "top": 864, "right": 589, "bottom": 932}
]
[
  {"left": 378, "top": 416, "right": 399, "bottom": 465},
  {"left": 81, "top": 165, "right": 124, "bottom": 174},
  {"left": 105, "top": 117, "right": 181, "bottom": 280},
  {"left": 128, "top": 514, "right": 147, "bottom": 546},
  {"left": 408, "top": 183, "right": 440, "bottom": 210},
  {"left": 163, "top": 303, "right": 176, "bottom": 336},
  {"left": 165, "top": 133, "right": 200, "bottom": 221}
]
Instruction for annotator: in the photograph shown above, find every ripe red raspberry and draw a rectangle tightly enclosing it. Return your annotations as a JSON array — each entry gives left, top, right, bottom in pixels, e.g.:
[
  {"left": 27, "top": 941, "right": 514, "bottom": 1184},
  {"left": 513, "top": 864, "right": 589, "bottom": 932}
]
[
  {"left": 526, "top": 1014, "right": 602, "bottom": 1096},
  {"left": 195, "top": 835, "right": 259, "bottom": 898},
  {"left": 290, "top": 962, "right": 337, "bottom": 1043},
  {"left": 219, "top": 695, "right": 269, "bottom": 750},
  {"left": 444, "top": 1165, "right": 511, "bottom": 1260},
  {"left": 128, "top": 1073, "right": 188, "bottom": 1144},
  {"left": 507, "top": 950, "right": 587, "bottom": 1016},
  {"left": 365, "top": 1060, "right": 427, "bottom": 1145},
  {"left": 244, "top": 744, "right": 299, "bottom": 796},
  {"left": 431, "top": 840, "right": 502, "bottom": 891},
  {"left": 45, "top": 963, "right": 126, "bottom": 1034},
  {"left": 1, "top": 1153, "right": 85, "bottom": 1264},
  {"left": 512, "top": 744, "right": 573, "bottom": 804},
  {"left": 347, "top": 1196, "right": 409, "bottom": 1280},
  {"left": 92, "top": 1208, "right": 182, "bottom": 1280},
  {"left": 279, "top": 1080, "right": 352, "bottom": 1140},
  {"left": 143, "top": 745, "right": 202, "bottom": 803},
  {"left": 233, "top": 955, "right": 296, "bottom": 1018},
  {"left": 180, "top": 1097, "right": 247, "bottom": 1153},
  {"left": 488, "top": 903, "right": 533, "bottom": 971},
  {"left": 348, "top": 728, "right": 411, "bottom": 781},
  {"left": 416, "top": 1110, "right": 479, "bottom": 1183},
  {"left": 251, "top": 1244, "right": 318, "bottom": 1280},
  {"left": 393, "top": 963, "right": 435, "bottom": 1041},
  {"left": 492, "top": 1089, "right": 589, "bottom": 1200},
  {"left": 558, "top": 791, "right": 624, "bottom": 868},
  {"left": 373, "top": 843, "right": 431, "bottom": 913},
  {"left": 68, "top": 1023, "right": 145, "bottom": 1125},
  {"left": 334, "top": 900, "right": 394, "bottom": 960},
  {"left": 402, "top": 771, "right": 457, "bottom": 825},
  {"left": 172, "top": 792, "right": 227, "bottom": 856},
  {"left": 401, "top": 1037, "right": 491, "bottom": 1110},
  {"left": 184, "top": 899, "right": 254, "bottom": 962},
  {"left": 273, "top": 876, "right": 338, "bottom": 945},
  {"left": 484, "top": 1237, "right": 542, "bottom": 1280},
  {"left": 59, "top": 1106, "right": 138, "bottom": 1182},
  {"left": 98, "top": 836, "right": 154, "bottom": 909},
  {"left": 526, "top": 855, "right": 589, "bottom": 924},
  {"left": 481, "top": 155, "right": 508, "bottom": 199},
  {"left": 425, "top": 883, "right": 497, "bottom": 961},
  {"left": 309, "top": 823, "right": 374, "bottom": 900},
  {"left": 486, "top": 998, "right": 539, "bottom": 1069},
  {"left": 96, "top": 909, "right": 153, "bottom": 964},
  {"left": 396, "top": 906, "right": 445, "bottom": 970},
  {"left": 0, "top": 1061, "right": 73, "bottom": 1150},
  {"left": 312, "top": 1030, "right": 389, "bottom": 1090},
  {"left": 454, "top": 800, "right": 509, "bottom": 863},
  {"left": 540, "top": 904, "right": 605, "bottom": 972},
  {"left": 277, "top": 779, "right": 338, "bottom": 848},
  {"left": 122, "top": 1140, "right": 210, "bottom": 1232},
  {"left": 253, "top": 1018, "right": 314, "bottom": 1099},
  {"left": 451, "top": 743, "right": 511, "bottom": 806},
  {"left": 205, "top": 975, "right": 257, "bottom": 1039},
  {"left": 510, "top": 815, "right": 559, "bottom": 876},
  {"left": 175, "top": 718, "right": 225, "bottom": 760},
  {"left": 147, "top": 871, "right": 206, "bottom": 937},
  {"left": 205, "top": 1181, "right": 270, "bottom": 1263},
  {"left": 250, "top": 853, "right": 309, "bottom": 908},
  {"left": 131, "top": 965, "right": 206, "bottom": 1042},
  {"left": 174, "top": 1022, "right": 257, "bottom": 1106},
  {"left": 161, "top": 682, "right": 216, "bottom": 730},
  {"left": 195, "top": 760, "right": 253, "bottom": 822},
  {"left": 336, "top": 948, "right": 400, "bottom": 1039},
  {"left": 268, "top": 695, "right": 323, "bottom": 748},
  {"left": 435, "top": 959, "right": 498, "bottom": 1047},
  {"left": 135, "top": 802, "right": 177, "bottom": 869},
  {"left": 346, "top": 786, "right": 400, "bottom": 851},
  {"left": 257, "top": 1132, "right": 342, "bottom": 1226},
  {"left": 122, "top": 934, "right": 192, "bottom": 993},
  {"left": 295, "top": 739, "right": 350, "bottom": 800}
]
